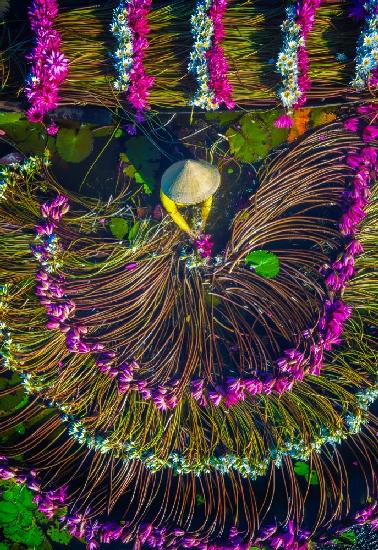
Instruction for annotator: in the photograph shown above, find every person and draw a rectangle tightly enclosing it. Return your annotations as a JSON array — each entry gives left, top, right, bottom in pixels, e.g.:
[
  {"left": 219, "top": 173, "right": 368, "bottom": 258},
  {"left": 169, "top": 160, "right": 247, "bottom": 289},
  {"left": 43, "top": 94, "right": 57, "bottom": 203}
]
[{"left": 160, "top": 159, "right": 221, "bottom": 239}]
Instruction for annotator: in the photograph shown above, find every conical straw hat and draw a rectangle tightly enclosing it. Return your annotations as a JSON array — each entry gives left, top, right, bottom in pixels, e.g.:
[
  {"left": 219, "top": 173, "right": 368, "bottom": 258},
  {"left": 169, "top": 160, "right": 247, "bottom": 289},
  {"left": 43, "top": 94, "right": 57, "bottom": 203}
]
[{"left": 161, "top": 159, "right": 221, "bottom": 205}]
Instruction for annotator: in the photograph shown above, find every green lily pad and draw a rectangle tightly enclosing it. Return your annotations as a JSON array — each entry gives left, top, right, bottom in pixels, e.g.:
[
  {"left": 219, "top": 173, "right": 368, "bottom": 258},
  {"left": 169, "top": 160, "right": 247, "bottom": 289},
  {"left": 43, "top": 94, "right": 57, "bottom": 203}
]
[
  {"left": 333, "top": 529, "right": 357, "bottom": 545},
  {"left": 3, "top": 522, "right": 45, "bottom": 546},
  {"left": 47, "top": 523, "right": 72, "bottom": 545},
  {"left": 110, "top": 217, "right": 130, "bottom": 240},
  {"left": 92, "top": 126, "right": 115, "bottom": 137},
  {"left": 245, "top": 250, "right": 280, "bottom": 279},
  {"left": 294, "top": 461, "right": 310, "bottom": 478},
  {"left": 0, "top": 112, "right": 23, "bottom": 124},
  {"left": 3, "top": 484, "right": 36, "bottom": 512},
  {"left": 0, "top": 500, "right": 18, "bottom": 523},
  {"left": 123, "top": 136, "right": 161, "bottom": 194},
  {"left": 205, "top": 111, "right": 241, "bottom": 125},
  {"left": 226, "top": 111, "right": 288, "bottom": 164},
  {"left": 56, "top": 126, "right": 94, "bottom": 163}
]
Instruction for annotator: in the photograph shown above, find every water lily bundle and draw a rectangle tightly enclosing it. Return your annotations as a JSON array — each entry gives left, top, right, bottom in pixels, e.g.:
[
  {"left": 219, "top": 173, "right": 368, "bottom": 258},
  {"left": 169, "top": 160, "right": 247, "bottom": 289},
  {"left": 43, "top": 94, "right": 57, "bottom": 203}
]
[
  {"left": 275, "top": 0, "right": 321, "bottom": 128},
  {"left": 351, "top": 0, "right": 378, "bottom": 89},
  {"left": 50, "top": 1, "right": 366, "bottom": 110},
  {"left": 188, "top": 0, "right": 234, "bottom": 110},
  {"left": 110, "top": 0, "right": 154, "bottom": 115},
  {"left": 25, "top": 0, "right": 69, "bottom": 135}
]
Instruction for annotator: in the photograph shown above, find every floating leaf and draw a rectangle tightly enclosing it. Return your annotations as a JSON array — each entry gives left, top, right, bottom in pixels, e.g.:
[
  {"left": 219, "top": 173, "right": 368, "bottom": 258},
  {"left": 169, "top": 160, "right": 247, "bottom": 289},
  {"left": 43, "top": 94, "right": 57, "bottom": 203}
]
[
  {"left": 333, "top": 529, "right": 357, "bottom": 545},
  {"left": 0, "top": 112, "right": 23, "bottom": 124},
  {"left": 47, "top": 522, "right": 72, "bottom": 545},
  {"left": 226, "top": 111, "right": 288, "bottom": 163},
  {"left": 294, "top": 461, "right": 310, "bottom": 478},
  {"left": 92, "top": 126, "right": 115, "bottom": 137},
  {"left": 205, "top": 111, "right": 241, "bottom": 124},
  {"left": 123, "top": 136, "right": 161, "bottom": 193},
  {"left": 245, "top": 250, "right": 280, "bottom": 279},
  {"left": 0, "top": 500, "right": 18, "bottom": 523},
  {"left": 3, "top": 522, "right": 45, "bottom": 546},
  {"left": 110, "top": 218, "right": 130, "bottom": 240},
  {"left": 56, "top": 126, "right": 94, "bottom": 163}
]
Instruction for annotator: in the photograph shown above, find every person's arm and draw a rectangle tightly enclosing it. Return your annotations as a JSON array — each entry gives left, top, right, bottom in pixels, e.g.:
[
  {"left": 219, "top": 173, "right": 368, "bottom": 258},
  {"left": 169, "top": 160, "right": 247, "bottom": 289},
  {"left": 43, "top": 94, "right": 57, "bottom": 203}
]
[
  {"left": 160, "top": 191, "right": 192, "bottom": 235},
  {"left": 201, "top": 195, "right": 213, "bottom": 230}
]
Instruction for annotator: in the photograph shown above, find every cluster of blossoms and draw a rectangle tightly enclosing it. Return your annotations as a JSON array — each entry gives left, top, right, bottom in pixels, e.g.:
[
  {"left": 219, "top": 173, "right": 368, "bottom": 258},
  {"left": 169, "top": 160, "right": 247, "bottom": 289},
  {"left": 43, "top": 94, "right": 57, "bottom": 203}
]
[
  {"left": 341, "top": 145, "right": 375, "bottom": 234},
  {"left": 351, "top": 0, "right": 378, "bottom": 89},
  {"left": 110, "top": 0, "right": 154, "bottom": 116},
  {"left": 0, "top": 155, "right": 45, "bottom": 201},
  {"left": 1, "top": 456, "right": 378, "bottom": 550},
  {"left": 188, "top": 0, "right": 234, "bottom": 110},
  {"left": 0, "top": 456, "right": 67, "bottom": 519},
  {"left": 25, "top": 0, "right": 69, "bottom": 135},
  {"left": 32, "top": 196, "right": 103, "bottom": 355},
  {"left": 19, "top": 365, "right": 375, "bottom": 479},
  {"left": 194, "top": 233, "right": 214, "bottom": 257},
  {"left": 275, "top": 0, "right": 321, "bottom": 128}
]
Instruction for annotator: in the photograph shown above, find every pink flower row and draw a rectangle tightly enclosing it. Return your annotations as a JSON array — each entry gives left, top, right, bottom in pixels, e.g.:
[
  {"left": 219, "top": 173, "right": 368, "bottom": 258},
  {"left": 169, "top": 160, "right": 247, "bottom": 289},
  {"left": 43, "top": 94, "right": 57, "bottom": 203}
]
[
  {"left": 275, "top": 0, "right": 321, "bottom": 129},
  {"left": 125, "top": 0, "right": 155, "bottom": 113},
  {"left": 0, "top": 456, "right": 377, "bottom": 550},
  {"left": 206, "top": 0, "right": 235, "bottom": 109},
  {"left": 294, "top": 0, "right": 321, "bottom": 108},
  {"left": 25, "top": 0, "right": 68, "bottom": 135}
]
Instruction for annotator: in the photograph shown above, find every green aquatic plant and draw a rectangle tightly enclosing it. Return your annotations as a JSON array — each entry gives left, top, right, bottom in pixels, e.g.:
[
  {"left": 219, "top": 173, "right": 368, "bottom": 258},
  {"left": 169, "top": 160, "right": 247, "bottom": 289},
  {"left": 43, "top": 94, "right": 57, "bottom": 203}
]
[
  {"left": 226, "top": 110, "right": 289, "bottom": 163},
  {"left": 56, "top": 126, "right": 94, "bottom": 163},
  {"left": 0, "top": 480, "right": 74, "bottom": 549},
  {"left": 244, "top": 250, "right": 280, "bottom": 279}
]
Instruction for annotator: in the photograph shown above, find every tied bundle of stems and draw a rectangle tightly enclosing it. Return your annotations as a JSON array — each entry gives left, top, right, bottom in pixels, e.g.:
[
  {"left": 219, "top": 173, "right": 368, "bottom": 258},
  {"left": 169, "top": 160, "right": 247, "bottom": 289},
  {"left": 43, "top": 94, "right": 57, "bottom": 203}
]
[
  {"left": 307, "top": 0, "right": 360, "bottom": 98},
  {"left": 54, "top": 0, "right": 363, "bottom": 110}
]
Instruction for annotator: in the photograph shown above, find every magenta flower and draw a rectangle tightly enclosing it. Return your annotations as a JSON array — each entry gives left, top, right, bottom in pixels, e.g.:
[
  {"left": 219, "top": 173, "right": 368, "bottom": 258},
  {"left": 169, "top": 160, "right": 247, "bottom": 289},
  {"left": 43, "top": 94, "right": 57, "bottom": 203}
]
[
  {"left": 362, "top": 125, "right": 378, "bottom": 142},
  {"left": 25, "top": 0, "right": 68, "bottom": 127},
  {"left": 195, "top": 234, "right": 214, "bottom": 258},
  {"left": 206, "top": 0, "right": 235, "bottom": 109},
  {"left": 274, "top": 114, "right": 294, "bottom": 128},
  {"left": 343, "top": 117, "right": 359, "bottom": 132},
  {"left": 125, "top": 262, "right": 138, "bottom": 271}
]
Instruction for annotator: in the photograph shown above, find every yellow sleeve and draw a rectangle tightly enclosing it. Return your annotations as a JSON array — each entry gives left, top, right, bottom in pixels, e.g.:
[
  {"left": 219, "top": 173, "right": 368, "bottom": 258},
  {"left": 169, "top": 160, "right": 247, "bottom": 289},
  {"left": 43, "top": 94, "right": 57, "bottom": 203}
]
[
  {"left": 201, "top": 195, "right": 213, "bottom": 230},
  {"left": 160, "top": 191, "right": 192, "bottom": 235}
]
